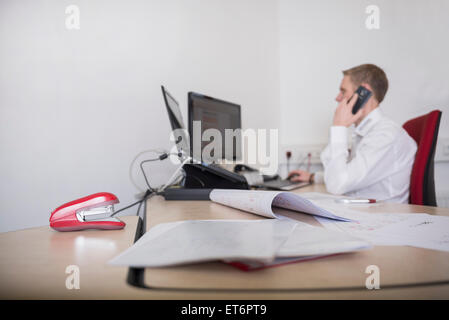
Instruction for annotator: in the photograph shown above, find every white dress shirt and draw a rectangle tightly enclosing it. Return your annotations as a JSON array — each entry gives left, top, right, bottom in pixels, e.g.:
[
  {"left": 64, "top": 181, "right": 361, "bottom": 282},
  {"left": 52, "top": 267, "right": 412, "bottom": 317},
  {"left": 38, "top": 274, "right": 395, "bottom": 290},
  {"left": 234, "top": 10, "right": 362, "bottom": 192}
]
[{"left": 316, "top": 108, "right": 417, "bottom": 203}]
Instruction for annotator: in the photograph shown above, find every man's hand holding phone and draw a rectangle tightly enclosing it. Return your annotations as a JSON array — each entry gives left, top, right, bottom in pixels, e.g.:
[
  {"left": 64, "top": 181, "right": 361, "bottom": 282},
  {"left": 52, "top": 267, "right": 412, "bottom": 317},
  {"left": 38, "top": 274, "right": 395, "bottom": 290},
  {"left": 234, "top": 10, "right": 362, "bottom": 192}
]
[{"left": 332, "top": 93, "right": 364, "bottom": 127}]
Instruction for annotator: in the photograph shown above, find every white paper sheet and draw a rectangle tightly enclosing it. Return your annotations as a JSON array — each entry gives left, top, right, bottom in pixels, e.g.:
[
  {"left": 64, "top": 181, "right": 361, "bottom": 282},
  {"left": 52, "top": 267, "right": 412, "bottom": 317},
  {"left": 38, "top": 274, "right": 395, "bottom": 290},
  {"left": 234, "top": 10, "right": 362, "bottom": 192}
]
[
  {"left": 277, "top": 222, "right": 371, "bottom": 257},
  {"left": 108, "top": 219, "right": 297, "bottom": 267},
  {"left": 109, "top": 219, "right": 371, "bottom": 268},
  {"left": 209, "top": 189, "right": 351, "bottom": 221},
  {"left": 374, "top": 215, "right": 449, "bottom": 252},
  {"left": 315, "top": 212, "right": 445, "bottom": 248}
]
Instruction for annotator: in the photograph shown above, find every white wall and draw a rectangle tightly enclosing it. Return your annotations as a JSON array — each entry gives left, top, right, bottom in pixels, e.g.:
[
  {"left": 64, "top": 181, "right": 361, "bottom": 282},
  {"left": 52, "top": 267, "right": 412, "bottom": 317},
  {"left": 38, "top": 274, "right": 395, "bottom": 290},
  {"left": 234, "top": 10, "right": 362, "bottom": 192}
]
[
  {"left": 0, "top": 0, "right": 280, "bottom": 232},
  {"left": 279, "top": 0, "right": 449, "bottom": 201}
]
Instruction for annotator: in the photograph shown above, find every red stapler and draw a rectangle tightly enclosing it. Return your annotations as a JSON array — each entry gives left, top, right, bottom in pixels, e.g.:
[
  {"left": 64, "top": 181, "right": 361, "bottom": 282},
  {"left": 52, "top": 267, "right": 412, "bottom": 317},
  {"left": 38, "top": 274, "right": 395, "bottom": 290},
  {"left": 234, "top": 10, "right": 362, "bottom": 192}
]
[{"left": 50, "top": 192, "right": 126, "bottom": 231}]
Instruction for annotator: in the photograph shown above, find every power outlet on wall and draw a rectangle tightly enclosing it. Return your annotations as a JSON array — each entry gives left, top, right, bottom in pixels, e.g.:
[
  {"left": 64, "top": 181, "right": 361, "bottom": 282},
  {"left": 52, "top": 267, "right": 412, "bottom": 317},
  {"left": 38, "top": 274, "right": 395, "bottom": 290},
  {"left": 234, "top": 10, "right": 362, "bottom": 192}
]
[
  {"left": 281, "top": 145, "right": 325, "bottom": 164},
  {"left": 278, "top": 145, "right": 325, "bottom": 178}
]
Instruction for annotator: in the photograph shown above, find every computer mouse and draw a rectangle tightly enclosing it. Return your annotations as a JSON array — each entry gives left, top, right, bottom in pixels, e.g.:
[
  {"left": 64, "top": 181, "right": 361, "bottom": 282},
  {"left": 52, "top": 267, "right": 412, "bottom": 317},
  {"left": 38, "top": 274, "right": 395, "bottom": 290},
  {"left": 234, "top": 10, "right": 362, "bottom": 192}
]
[{"left": 49, "top": 192, "right": 126, "bottom": 232}]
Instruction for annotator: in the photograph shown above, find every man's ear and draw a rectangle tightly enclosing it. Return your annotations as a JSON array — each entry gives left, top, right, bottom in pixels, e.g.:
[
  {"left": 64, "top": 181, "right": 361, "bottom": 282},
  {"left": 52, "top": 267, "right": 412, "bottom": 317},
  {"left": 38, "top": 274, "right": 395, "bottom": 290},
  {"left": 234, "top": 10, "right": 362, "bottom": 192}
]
[{"left": 361, "top": 82, "right": 373, "bottom": 91}]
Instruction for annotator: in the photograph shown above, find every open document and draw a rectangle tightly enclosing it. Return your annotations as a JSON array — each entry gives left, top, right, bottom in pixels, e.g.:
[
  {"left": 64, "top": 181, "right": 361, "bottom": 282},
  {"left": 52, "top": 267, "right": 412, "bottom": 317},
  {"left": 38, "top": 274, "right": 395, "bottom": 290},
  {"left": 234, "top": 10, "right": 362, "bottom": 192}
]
[
  {"left": 373, "top": 214, "right": 449, "bottom": 252},
  {"left": 301, "top": 193, "right": 449, "bottom": 252},
  {"left": 108, "top": 219, "right": 371, "bottom": 268},
  {"left": 209, "top": 189, "right": 353, "bottom": 221}
]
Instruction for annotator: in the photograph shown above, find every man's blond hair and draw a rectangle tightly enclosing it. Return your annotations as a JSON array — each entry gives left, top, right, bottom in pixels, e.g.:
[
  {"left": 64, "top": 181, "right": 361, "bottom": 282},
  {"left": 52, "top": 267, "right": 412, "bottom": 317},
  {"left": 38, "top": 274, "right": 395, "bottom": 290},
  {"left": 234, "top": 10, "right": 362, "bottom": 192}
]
[{"left": 343, "top": 64, "right": 389, "bottom": 103}]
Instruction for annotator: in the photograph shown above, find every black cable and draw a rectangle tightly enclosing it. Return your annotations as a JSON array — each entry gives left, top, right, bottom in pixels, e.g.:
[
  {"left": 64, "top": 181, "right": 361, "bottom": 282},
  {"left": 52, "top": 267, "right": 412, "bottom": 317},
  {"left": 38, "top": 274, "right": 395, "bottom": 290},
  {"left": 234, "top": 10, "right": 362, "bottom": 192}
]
[
  {"left": 110, "top": 189, "right": 154, "bottom": 218},
  {"left": 140, "top": 158, "right": 159, "bottom": 192},
  {"left": 110, "top": 198, "right": 144, "bottom": 217},
  {"left": 136, "top": 189, "right": 153, "bottom": 217},
  {"left": 136, "top": 197, "right": 144, "bottom": 218},
  {"left": 136, "top": 191, "right": 155, "bottom": 221},
  {"left": 139, "top": 152, "right": 180, "bottom": 192},
  {"left": 111, "top": 150, "right": 180, "bottom": 221}
]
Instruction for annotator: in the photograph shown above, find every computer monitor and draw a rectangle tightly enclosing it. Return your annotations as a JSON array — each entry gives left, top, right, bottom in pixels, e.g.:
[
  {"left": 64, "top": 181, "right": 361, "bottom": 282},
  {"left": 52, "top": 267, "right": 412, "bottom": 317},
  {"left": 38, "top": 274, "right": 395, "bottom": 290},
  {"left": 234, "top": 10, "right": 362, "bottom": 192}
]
[
  {"left": 161, "top": 85, "right": 190, "bottom": 156},
  {"left": 188, "top": 92, "right": 242, "bottom": 162}
]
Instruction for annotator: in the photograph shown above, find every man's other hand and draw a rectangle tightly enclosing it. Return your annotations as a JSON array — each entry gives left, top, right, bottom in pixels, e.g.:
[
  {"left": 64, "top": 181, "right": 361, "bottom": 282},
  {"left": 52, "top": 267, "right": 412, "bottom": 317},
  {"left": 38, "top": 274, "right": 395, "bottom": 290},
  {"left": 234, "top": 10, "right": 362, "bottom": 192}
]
[
  {"left": 287, "top": 170, "right": 311, "bottom": 182},
  {"left": 332, "top": 93, "right": 364, "bottom": 127}
]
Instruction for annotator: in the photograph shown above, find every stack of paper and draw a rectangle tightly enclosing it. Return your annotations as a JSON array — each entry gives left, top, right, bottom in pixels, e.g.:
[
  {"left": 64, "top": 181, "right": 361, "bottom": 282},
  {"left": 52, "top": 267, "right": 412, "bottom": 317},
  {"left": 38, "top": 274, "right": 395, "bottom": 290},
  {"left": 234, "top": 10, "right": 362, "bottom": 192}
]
[{"left": 108, "top": 219, "right": 371, "bottom": 268}]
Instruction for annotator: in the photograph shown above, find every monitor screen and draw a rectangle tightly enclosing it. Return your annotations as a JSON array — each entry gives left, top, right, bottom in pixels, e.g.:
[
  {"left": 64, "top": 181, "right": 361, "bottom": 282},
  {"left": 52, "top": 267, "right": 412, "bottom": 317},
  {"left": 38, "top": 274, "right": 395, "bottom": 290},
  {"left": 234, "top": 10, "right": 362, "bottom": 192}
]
[
  {"left": 161, "top": 86, "right": 190, "bottom": 156},
  {"left": 188, "top": 92, "right": 242, "bottom": 162}
]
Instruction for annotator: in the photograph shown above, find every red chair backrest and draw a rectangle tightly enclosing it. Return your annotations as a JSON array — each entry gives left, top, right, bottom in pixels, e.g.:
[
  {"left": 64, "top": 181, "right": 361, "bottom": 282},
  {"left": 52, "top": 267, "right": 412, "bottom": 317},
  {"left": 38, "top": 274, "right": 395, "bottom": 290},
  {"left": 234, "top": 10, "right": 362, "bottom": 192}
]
[{"left": 403, "top": 110, "right": 442, "bottom": 206}]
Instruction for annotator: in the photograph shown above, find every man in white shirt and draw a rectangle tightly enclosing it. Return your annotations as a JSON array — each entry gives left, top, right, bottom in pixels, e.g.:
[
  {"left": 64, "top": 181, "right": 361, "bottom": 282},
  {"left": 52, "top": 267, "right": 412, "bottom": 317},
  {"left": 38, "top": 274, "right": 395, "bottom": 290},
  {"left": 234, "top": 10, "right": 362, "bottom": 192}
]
[{"left": 288, "top": 64, "right": 417, "bottom": 203}]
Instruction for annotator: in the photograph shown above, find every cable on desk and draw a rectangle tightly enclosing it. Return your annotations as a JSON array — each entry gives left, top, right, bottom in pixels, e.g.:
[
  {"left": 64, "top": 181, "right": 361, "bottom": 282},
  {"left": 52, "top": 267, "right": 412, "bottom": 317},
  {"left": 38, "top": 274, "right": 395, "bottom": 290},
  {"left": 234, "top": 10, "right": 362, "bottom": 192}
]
[
  {"left": 111, "top": 189, "right": 153, "bottom": 218},
  {"left": 135, "top": 189, "right": 154, "bottom": 219}
]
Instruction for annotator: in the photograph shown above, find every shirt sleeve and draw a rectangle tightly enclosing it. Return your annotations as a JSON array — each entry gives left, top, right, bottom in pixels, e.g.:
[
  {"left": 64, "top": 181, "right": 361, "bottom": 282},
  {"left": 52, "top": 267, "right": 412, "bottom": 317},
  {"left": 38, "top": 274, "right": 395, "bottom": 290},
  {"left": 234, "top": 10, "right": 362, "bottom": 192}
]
[{"left": 320, "top": 126, "right": 396, "bottom": 195}]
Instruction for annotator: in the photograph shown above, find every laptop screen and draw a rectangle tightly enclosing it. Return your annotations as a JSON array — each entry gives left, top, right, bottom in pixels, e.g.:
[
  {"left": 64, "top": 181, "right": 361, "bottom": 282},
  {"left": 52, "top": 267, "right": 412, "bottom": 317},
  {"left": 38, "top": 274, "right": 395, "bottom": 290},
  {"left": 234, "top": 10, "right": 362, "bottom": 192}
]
[{"left": 161, "top": 86, "right": 190, "bottom": 156}]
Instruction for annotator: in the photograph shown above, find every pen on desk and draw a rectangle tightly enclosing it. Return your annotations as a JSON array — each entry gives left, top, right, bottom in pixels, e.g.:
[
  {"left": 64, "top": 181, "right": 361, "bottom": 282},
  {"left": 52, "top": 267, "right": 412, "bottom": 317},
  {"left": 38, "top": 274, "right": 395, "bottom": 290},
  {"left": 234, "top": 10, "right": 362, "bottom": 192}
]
[{"left": 335, "top": 199, "right": 377, "bottom": 204}]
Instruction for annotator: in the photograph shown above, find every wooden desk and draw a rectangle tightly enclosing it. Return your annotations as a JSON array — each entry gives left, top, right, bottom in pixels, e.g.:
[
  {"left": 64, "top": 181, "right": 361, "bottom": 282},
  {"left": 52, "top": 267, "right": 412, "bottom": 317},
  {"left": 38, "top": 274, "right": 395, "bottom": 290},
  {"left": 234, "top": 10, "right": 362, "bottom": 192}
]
[{"left": 1, "top": 184, "right": 449, "bottom": 299}]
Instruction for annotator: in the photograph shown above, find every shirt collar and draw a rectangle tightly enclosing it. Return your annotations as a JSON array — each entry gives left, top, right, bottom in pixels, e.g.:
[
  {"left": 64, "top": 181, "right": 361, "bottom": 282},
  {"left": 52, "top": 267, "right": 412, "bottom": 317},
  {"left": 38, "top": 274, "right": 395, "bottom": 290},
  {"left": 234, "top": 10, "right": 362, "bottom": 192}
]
[{"left": 354, "top": 108, "right": 383, "bottom": 136}]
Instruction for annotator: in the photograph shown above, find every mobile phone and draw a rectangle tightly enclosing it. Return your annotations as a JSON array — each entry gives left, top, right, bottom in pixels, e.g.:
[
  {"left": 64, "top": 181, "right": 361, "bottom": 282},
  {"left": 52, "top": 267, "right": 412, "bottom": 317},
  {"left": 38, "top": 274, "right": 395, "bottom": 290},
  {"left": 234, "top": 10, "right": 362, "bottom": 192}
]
[{"left": 351, "top": 86, "right": 372, "bottom": 114}]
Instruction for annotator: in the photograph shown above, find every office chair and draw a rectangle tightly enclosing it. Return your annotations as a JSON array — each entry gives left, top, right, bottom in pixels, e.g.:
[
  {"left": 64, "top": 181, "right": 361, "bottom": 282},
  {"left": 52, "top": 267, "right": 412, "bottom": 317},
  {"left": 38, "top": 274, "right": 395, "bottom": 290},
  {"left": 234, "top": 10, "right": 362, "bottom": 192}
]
[{"left": 403, "top": 110, "right": 442, "bottom": 206}]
